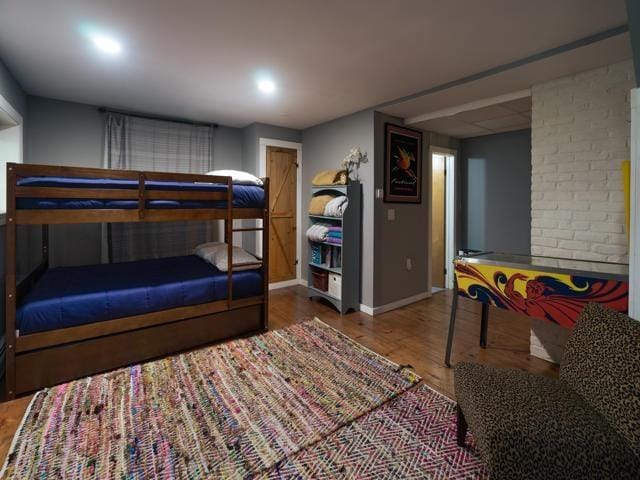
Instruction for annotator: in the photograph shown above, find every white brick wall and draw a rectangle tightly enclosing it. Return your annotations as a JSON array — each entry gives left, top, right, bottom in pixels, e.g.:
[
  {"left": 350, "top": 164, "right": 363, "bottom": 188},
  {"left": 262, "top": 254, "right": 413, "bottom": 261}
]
[{"left": 530, "top": 60, "right": 634, "bottom": 363}]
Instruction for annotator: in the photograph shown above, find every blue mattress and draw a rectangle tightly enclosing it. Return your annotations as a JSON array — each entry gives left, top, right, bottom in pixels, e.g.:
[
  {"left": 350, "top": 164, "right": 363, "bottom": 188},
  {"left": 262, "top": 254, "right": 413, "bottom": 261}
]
[
  {"left": 16, "top": 176, "right": 264, "bottom": 209},
  {"left": 17, "top": 255, "right": 263, "bottom": 335}
]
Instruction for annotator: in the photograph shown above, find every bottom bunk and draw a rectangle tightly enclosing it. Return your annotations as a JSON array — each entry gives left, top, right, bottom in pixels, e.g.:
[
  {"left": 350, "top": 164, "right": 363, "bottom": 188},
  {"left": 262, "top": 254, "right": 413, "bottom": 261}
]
[
  {"left": 17, "top": 255, "right": 263, "bottom": 335},
  {"left": 11, "top": 255, "right": 267, "bottom": 395}
]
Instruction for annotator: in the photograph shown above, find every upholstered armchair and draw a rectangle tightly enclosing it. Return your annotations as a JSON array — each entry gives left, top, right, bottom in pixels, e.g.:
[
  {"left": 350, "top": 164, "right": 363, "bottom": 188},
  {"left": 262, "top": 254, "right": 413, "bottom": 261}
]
[{"left": 454, "top": 303, "right": 640, "bottom": 479}]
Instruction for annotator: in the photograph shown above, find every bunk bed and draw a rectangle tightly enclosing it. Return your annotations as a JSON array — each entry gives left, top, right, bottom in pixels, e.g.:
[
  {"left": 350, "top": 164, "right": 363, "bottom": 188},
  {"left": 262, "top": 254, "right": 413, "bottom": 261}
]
[{"left": 4, "top": 163, "right": 270, "bottom": 399}]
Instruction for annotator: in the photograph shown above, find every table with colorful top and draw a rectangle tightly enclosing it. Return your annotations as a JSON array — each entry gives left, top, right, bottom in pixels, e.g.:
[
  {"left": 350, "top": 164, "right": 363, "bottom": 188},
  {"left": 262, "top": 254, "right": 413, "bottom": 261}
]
[{"left": 444, "top": 252, "right": 629, "bottom": 367}]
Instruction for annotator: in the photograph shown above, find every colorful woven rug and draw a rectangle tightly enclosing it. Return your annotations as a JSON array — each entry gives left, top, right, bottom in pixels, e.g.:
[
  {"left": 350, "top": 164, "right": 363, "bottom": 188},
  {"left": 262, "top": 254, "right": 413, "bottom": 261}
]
[
  {"left": 260, "top": 384, "right": 488, "bottom": 479},
  {"left": 1, "top": 319, "right": 419, "bottom": 479}
]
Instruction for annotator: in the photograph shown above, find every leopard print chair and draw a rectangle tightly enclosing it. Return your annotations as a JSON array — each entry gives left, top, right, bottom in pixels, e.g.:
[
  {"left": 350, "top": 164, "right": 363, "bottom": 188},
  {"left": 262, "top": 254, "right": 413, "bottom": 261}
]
[{"left": 454, "top": 303, "right": 640, "bottom": 479}]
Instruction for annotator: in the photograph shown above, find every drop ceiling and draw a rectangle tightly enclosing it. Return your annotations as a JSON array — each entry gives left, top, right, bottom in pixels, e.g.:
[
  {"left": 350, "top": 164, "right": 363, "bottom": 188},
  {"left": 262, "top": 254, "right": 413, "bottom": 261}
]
[
  {"left": 411, "top": 97, "right": 532, "bottom": 138},
  {"left": 0, "top": 0, "right": 631, "bottom": 129}
]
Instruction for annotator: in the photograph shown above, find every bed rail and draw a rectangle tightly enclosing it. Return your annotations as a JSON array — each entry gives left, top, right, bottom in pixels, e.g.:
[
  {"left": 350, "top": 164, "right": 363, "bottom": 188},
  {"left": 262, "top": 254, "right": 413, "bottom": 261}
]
[{"left": 8, "top": 163, "right": 259, "bottom": 225}]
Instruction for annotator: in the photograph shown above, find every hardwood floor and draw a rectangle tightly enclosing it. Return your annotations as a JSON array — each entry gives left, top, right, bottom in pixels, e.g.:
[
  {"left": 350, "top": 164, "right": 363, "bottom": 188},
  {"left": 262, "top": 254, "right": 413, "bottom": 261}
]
[{"left": 0, "top": 286, "right": 557, "bottom": 464}]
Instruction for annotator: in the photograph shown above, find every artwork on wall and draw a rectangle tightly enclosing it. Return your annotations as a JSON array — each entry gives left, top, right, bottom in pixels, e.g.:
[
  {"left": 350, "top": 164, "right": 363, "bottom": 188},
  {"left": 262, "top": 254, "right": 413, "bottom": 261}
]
[{"left": 384, "top": 123, "right": 422, "bottom": 203}]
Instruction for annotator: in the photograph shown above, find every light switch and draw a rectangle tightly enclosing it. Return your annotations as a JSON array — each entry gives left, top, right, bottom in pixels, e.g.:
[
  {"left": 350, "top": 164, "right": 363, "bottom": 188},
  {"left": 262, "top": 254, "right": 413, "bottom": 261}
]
[
  {"left": 376, "top": 188, "right": 384, "bottom": 199},
  {"left": 387, "top": 209, "right": 395, "bottom": 221}
]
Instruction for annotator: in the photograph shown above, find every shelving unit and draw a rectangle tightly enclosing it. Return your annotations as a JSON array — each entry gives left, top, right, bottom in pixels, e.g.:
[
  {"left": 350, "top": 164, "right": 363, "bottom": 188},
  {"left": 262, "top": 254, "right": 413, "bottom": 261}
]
[{"left": 307, "top": 181, "right": 361, "bottom": 314}]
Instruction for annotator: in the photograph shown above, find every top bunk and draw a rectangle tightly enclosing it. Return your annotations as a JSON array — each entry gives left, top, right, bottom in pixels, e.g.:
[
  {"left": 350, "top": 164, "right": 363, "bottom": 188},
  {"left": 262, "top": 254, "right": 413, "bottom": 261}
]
[{"left": 7, "top": 163, "right": 269, "bottom": 225}]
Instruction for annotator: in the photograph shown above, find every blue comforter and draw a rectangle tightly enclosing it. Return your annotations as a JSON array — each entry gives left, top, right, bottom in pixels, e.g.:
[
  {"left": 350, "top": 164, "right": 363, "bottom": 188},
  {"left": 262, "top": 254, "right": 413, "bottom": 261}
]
[{"left": 17, "top": 255, "right": 263, "bottom": 335}]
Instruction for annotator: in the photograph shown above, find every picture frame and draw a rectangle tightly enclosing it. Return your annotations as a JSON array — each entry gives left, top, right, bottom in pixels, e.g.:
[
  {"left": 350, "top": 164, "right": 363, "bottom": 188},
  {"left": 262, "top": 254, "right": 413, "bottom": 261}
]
[{"left": 384, "top": 123, "right": 422, "bottom": 203}]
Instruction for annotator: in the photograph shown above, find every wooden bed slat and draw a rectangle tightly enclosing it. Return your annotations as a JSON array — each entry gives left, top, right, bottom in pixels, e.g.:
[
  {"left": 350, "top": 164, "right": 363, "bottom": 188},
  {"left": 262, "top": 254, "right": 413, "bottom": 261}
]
[
  {"left": 145, "top": 190, "right": 227, "bottom": 201},
  {"left": 16, "top": 186, "right": 139, "bottom": 199},
  {"left": 16, "top": 209, "right": 140, "bottom": 224},
  {"left": 13, "top": 163, "right": 140, "bottom": 180},
  {"left": 14, "top": 208, "right": 266, "bottom": 225}
]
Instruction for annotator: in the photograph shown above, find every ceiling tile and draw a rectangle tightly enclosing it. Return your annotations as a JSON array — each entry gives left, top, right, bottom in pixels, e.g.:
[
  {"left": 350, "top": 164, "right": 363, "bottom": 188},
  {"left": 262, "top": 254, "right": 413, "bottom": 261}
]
[
  {"left": 453, "top": 104, "right": 515, "bottom": 123},
  {"left": 474, "top": 113, "right": 531, "bottom": 130},
  {"left": 502, "top": 96, "right": 532, "bottom": 113}
]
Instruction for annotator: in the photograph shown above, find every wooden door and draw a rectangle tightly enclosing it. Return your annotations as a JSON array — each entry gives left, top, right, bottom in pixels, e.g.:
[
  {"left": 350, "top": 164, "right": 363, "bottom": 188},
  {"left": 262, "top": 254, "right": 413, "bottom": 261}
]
[
  {"left": 431, "top": 154, "right": 446, "bottom": 288},
  {"left": 266, "top": 146, "right": 297, "bottom": 283}
]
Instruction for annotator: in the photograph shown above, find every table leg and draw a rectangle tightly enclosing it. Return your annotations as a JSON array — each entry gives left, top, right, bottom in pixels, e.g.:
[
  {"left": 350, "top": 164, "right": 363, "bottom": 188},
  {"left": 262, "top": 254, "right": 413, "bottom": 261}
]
[
  {"left": 480, "top": 303, "right": 489, "bottom": 348},
  {"left": 444, "top": 281, "right": 459, "bottom": 368}
]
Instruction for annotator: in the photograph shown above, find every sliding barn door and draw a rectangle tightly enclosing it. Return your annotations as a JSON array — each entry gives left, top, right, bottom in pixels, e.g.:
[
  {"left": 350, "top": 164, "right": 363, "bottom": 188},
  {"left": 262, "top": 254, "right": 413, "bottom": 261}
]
[{"left": 266, "top": 146, "right": 297, "bottom": 283}]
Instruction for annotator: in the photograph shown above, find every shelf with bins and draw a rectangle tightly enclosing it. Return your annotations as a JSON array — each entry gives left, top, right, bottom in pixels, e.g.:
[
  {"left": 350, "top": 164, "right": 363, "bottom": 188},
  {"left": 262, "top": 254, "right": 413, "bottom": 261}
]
[{"left": 307, "top": 181, "right": 360, "bottom": 314}]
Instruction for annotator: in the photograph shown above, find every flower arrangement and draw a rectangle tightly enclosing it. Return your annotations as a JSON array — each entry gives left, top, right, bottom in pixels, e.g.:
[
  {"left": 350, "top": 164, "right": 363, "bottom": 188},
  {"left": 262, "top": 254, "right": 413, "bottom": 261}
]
[{"left": 342, "top": 147, "right": 368, "bottom": 180}]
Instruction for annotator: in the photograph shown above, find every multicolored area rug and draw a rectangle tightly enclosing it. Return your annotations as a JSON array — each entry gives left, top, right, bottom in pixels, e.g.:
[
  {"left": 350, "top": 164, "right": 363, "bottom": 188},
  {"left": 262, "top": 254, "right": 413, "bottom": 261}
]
[
  {"left": 1, "top": 319, "right": 420, "bottom": 479},
  {"left": 261, "top": 384, "right": 488, "bottom": 479}
]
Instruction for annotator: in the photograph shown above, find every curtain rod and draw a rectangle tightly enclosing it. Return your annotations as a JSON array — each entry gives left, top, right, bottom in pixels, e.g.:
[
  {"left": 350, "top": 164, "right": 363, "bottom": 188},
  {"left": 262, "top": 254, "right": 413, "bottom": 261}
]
[{"left": 98, "top": 107, "right": 219, "bottom": 128}]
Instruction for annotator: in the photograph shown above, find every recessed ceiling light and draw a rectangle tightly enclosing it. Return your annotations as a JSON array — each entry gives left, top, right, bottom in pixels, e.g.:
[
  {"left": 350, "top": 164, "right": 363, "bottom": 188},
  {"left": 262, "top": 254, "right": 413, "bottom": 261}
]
[
  {"left": 91, "top": 35, "right": 122, "bottom": 55},
  {"left": 257, "top": 79, "right": 276, "bottom": 94}
]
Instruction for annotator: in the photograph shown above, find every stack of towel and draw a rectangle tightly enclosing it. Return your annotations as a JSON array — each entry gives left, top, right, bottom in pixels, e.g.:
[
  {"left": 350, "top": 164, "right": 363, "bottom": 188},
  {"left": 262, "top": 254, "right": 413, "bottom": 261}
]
[
  {"left": 326, "top": 226, "right": 342, "bottom": 245},
  {"left": 306, "top": 223, "right": 330, "bottom": 242},
  {"left": 324, "top": 196, "right": 348, "bottom": 217},
  {"left": 308, "top": 194, "right": 349, "bottom": 218}
]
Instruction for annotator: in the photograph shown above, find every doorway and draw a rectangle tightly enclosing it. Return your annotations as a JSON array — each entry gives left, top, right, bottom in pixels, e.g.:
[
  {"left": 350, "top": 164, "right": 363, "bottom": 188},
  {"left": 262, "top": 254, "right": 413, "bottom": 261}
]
[{"left": 430, "top": 147, "right": 456, "bottom": 290}]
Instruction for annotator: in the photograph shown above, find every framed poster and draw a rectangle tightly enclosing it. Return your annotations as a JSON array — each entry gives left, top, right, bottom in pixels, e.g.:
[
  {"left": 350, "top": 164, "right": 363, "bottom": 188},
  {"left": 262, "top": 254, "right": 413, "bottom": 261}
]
[{"left": 384, "top": 123, "right": 422, "bottom": 203}]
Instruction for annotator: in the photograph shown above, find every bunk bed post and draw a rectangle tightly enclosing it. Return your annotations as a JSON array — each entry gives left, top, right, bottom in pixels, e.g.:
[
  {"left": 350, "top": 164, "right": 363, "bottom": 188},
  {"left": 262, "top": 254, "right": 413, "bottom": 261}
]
[
  {"left": 262, "top": 177, "right": 270, "bottom": 331},
  {"left": 138, "top": 172, "right": 146, "bottom": 220},
  {"left": 5, "top": 163, "right": 17, "bottom": 400},
  {"left": 226, "top": 177, "right": 233, "bottom": 309},
  {"left": 42, "top": 225, "right": 49, "bottom": 267}
]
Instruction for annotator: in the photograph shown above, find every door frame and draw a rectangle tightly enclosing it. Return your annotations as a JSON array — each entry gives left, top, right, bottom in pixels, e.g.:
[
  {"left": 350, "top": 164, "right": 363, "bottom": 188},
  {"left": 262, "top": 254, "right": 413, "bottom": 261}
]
[
  {"left": 429, "top": 146, "right": 457, "bottom": 290},
  {"left": 0, "top": 92, "right": 23, "bottom": 223},
  {"left": 258, "top": 138, "right": 303, "bottom": 288}
]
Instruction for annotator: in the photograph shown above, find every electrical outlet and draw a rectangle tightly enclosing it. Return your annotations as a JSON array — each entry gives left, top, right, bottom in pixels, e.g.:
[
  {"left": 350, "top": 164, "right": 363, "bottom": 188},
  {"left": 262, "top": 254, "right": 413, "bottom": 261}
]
[
  {"left": 406, "top": 258, "right": 412, "bottom": 271},
  {"left": 387, "top": 209, "right": 395, "bottom": 221}
]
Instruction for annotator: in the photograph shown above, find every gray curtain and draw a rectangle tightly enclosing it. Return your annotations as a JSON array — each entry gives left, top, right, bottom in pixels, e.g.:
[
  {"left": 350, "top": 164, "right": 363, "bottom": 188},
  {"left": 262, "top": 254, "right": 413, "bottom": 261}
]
[{"left": 105, "top": 114, "right": 216, "bottom": 262}]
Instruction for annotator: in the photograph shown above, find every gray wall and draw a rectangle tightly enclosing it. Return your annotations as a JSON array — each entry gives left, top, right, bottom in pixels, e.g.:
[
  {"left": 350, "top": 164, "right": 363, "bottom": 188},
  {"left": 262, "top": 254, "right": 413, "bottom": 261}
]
[
  {"left": 0, "top": 58, "right": 26, "bottom": 118},
  {"left": 26, "top": 96, "right": 109, "bottom": 266},
  {"left": 302, "top": 110, "right": 375, "bottom": 307},
  {"left": 24, "top": 96, "right": 247, "bottom": 266},
  {"left": 240, "top": 122, "right": 302, "bottom": 251},
  {"left": 373, "top": 112, "right": 431, "bottom": 306},
  {"left": 460, "top": 129, "right": 531, "bottom": 254},
  {"left": 0, "top": 57, "right": 26, "bottom": 363},
  {"left": 241, "top": 122, "right": 302, "bottom": 174}
]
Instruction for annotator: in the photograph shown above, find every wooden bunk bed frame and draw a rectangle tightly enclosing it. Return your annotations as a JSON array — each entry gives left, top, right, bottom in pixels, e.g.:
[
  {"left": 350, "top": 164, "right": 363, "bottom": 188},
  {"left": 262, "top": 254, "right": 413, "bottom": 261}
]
[{"left": 4, "top": 162, "right": 270, "bottom": 400}]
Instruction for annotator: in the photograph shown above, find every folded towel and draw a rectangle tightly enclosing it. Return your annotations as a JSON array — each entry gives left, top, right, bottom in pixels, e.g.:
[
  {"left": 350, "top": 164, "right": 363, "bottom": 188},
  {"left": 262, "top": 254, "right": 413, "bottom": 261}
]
[
  {"left": 306, "top": 223, "right": 330, "bottom": 242},
  {"left": 326, "top": 237, "right": 342, "bottom": 245},
  {"left": 312, "top": 170, "right": 348, "bottom": 186},
  {"left": 327, "top": 231, "right": 342, "bottom": 239},
  {"left": 308, "top": 195, "right": 335, "bottom": 215},
  {"left": 327, "top": 226, "right": 342, "bottom": 232},
  {"left": 324, "top": 196, "right": 348, "bottom": 217}
]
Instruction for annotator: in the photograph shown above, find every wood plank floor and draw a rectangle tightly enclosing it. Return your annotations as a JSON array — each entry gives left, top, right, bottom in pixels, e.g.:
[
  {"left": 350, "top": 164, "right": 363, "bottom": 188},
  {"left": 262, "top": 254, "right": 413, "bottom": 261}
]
[{"left": 0, "top": 286, "right": 557, "bottom": 464}]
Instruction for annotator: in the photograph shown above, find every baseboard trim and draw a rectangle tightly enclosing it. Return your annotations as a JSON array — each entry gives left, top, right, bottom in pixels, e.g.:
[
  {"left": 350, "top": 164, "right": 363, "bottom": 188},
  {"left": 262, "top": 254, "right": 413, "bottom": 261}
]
[
  {"left": 269, "top": 279, "right": 306, "bottom": 290},
  {"left": 360, "top": 291, "right": 432, "bottom": 316}
]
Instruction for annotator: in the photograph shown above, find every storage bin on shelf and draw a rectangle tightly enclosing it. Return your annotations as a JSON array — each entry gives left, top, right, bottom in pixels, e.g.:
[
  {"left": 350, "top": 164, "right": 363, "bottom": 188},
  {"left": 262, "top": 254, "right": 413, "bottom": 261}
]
[
  {"left": 328, "top": 273, "right": 342, "bottom": 299},
  {"left": 311, "top": 267, "right": 329, "bottom": 291},
  {"left": 310, "top": 243, "right": 323, "bottom": 265}
]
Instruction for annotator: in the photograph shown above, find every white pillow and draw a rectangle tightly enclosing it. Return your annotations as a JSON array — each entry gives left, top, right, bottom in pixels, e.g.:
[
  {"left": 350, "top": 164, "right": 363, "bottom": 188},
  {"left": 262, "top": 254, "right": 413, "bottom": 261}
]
[
  {"left": 206, "top": 170, "right": 263, "bottom": 186},
  {"left": 194, "top": 242, "right": 261, "bottom": 271},
  {"left": 193, "top": 241, "right": 223, "bottom": 261},
  {"left": 213, "top": 245, "right": 262, "bottom": 272}
]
